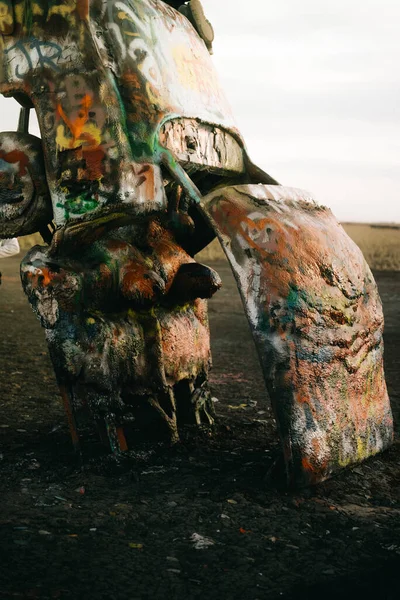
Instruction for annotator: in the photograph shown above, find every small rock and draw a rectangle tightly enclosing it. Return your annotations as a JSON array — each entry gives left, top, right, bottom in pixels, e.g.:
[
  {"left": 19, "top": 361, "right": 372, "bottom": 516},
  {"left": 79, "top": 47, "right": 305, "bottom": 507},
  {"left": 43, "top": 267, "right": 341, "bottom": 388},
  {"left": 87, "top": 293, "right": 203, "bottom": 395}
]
[
  {"left": 191, "top": 533, "right": 215, "bottom": 550},
  {"left": 353, "top": 467, "right": 364, "bottom": 475},
  {"left": 28, "top": 461, "right": 40, "bottom": 470},
  {"left": 166, "top": 569, "right": 181, "bottom": 574}
]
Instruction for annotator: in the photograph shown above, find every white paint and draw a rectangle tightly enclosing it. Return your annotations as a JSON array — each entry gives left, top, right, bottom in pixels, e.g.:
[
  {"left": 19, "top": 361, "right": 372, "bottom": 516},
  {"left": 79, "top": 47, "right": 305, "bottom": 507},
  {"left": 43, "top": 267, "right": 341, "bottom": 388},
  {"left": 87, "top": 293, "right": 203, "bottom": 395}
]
[
  {"left": 4, "top": 37, "right": 81, "bottom": 81},
  {"left": 242, "top": 184, "right": 315, "bottom": 204}
]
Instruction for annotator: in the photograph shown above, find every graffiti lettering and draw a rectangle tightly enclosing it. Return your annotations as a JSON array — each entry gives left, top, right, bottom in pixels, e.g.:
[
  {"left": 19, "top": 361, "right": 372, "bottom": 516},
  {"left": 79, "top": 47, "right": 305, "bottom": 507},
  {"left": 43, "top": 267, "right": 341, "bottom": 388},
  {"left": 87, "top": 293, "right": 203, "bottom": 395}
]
[
  {"left": 115, "top": 2, "right": 151, "bottom": 39},
  {"left": 5, "top": 38, "right": 62, "bottom": 79}
]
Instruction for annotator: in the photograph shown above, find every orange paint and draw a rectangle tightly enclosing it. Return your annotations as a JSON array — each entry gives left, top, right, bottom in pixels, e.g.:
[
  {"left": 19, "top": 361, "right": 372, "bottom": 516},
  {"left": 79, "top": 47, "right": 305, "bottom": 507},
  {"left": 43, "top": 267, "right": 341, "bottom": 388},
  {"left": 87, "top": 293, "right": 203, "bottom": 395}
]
[
  {"left": 121, "top": 265, "right": 157, "bottom": 301},
  {"left": 59, "top": 385, "right": 80, "bottom": 452},
  {"left": 26, "top": 266, "right": 53, "bottom": 289},
  {"left": 116, "top": 427, "right": 128, "bottom": 452},
  {"left": 77, "top": 0, "right": 89, "bottom": 20},
  {"left": 301, "top": 457, "right": 315, "bottom": 473},
  {"left": 0, "top": 149, "right": 30, "bottom": 176},
  {"left": 207, "top": 185, "right": 393, "bottom": 484},
  {"left": 106, "top": 239, "right": 130, "bottom": 252},
  {"left": 57, "top": 94, "right": 91, "bottom": 142},
  {"left": 38, "top": 267, "right": 53, "bottom": 287},
  {"left": 57, "top": 94, "right": 102, "bottom": 157},
  {"left": 82, "top": 147, "right": 105, "bottom": 180}
]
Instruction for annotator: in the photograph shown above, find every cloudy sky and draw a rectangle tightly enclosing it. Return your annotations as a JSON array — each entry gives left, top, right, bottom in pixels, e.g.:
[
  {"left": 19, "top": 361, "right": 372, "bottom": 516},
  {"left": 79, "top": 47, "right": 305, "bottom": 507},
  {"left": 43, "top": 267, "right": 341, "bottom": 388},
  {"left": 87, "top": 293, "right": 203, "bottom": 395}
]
[
  {"left": 205, "top": 0, "right": 400, "bottom": 222},
  {"left": 0, "top": 0, "right": 398, "bottom": 222}
]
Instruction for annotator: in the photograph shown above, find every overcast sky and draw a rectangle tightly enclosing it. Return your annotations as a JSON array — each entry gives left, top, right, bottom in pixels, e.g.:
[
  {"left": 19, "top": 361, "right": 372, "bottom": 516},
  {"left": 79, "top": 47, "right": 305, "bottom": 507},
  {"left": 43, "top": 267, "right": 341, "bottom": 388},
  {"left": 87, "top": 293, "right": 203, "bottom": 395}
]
[
  {"left": 0, "top": 0, "right": 398, "bottom": 222},
  {"left": 205, "top": 0, "right": 399, "bottom": 223}
]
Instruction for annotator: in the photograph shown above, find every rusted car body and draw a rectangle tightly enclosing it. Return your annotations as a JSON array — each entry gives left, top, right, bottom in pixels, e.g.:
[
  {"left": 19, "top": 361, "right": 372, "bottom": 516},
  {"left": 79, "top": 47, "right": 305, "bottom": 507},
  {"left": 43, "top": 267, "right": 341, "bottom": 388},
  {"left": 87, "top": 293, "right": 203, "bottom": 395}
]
[{"left": 0, "top": 0, "right": 393, "bottom": 485}]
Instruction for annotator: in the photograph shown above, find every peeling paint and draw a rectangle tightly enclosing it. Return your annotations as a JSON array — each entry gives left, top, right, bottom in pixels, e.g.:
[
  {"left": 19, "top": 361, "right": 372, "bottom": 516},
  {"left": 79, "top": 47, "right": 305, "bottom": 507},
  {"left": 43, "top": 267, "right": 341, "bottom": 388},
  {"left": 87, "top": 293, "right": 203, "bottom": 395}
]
[{"left": 202, "top": 184, "right": 393, "bottom": 485}]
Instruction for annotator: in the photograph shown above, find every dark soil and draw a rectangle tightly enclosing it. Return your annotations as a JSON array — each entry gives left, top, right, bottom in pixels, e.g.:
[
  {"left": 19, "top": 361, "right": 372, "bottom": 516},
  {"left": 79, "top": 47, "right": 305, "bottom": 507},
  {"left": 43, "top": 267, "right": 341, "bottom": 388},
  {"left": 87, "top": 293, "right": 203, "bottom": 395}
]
[{"left": 0, "top": 256, "right": 399, "bottom": 600}]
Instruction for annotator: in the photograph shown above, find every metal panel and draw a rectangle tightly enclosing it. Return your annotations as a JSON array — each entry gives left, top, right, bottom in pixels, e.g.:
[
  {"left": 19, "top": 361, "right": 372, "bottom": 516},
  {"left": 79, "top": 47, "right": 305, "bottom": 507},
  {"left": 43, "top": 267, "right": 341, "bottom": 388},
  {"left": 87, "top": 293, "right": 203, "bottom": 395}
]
[{"left": 201, "top": 184, "right": 393, "bottom": 485}]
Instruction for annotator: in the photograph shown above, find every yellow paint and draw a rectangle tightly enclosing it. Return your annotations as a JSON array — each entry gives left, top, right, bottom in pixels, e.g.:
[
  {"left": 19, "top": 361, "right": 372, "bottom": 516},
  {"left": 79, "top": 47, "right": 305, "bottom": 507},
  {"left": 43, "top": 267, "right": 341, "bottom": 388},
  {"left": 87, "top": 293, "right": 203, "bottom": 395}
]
[
  {"left": 0, "top": 2, "right": 13, "bottom": 33},
  {"left": 86, "top": 317, "right": 96, "bottom": 325},
  {"left": 48, "top": 2, "right": 76, "bottom": 20},
  {"left": 145, "top": 80, "right": 161, "bottom": 107},
  {"left": 55, "top": 122, "right": 102, "bottom": 151},
  {"left": 117, "top": 10, "right": 135, "bottom": 24},
  {"left": 32, "top": 4, "right": 44, "bottom": 16},
  {"left": 14, "top": 3, "right": 23, "bottom": 25},
  {"left": 338, "top": 453, "right": 352, "bottom": 468},
  {"left": 172, "top": 45, "right": 200, "bottom": 91},
  {"left": 338, "top": 431, "right": 371, "bottom": 468},
  {"left": 56, "top": 94, "right": 103, "bottom": 151},
  {"left": 172, "top": 44, "right": 221, "bottom": 96},
  {"left": 356, "top": 434, "right": 369, "bottom": 462},
  {"left": 144, "top": 257, "right": 154, "bottom": 269},
  {"left": 127, "top": 308, "right": 139, "bottom": 320}
]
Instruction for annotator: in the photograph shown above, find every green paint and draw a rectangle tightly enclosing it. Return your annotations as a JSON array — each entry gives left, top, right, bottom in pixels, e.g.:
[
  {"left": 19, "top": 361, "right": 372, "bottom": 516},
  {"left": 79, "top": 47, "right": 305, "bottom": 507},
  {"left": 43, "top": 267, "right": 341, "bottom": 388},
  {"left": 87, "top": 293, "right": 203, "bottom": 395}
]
[
  {"left": 23, "top": 0, "right": 33, "bottom": 35},
  {"left": 56, "top": 196, "right": 100, "bottom": 221}
]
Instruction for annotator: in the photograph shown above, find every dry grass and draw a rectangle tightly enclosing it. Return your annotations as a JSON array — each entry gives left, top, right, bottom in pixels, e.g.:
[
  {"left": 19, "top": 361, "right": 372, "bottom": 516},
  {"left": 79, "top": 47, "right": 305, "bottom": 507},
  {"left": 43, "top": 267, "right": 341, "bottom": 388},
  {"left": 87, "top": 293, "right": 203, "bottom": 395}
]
[
  {"left": 16, "top": 224, "right": 400, "bottom": 271},
  {"left": 342, "top": 223, "right": 400, "bottom": 271},
  {"left": 18, "top": 233, "right": 45, "bottom": 250},
  {"left": 196, "top": 238, "right": 224, "bottom": 262}
]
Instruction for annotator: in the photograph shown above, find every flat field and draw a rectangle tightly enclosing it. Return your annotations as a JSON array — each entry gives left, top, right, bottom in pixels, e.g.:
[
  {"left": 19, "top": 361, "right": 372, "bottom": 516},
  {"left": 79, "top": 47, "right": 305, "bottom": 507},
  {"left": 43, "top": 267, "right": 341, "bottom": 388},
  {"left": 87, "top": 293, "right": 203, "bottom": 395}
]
[{"left": 342, "top": 224, "right": 400, "bottom": 271}]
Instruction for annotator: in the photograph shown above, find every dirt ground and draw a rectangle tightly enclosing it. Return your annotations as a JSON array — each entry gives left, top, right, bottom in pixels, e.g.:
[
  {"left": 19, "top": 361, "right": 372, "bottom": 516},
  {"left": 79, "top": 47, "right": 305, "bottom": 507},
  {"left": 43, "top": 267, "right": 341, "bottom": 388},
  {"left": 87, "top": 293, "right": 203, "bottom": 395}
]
[{"left": 0, "top": 254, "right": 399, "bottom": 600}]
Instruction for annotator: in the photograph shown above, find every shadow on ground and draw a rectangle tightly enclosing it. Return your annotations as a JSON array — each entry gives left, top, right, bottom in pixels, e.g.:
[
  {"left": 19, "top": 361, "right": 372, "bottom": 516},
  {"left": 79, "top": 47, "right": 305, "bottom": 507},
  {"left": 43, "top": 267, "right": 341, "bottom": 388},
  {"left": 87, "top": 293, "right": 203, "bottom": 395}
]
[{"left": 0, "top": 257, "right": 399, "bottom": 600}]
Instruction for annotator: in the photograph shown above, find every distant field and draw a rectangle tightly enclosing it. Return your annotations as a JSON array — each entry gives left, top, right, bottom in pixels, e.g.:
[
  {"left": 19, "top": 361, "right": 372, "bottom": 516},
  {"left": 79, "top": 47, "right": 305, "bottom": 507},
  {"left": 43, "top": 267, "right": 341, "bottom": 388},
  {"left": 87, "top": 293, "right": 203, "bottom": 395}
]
[
  {"left": 342, "top": 223, "right": 400, "bottom": 271},
  {"left": 18, "top": 223, "right": 400, "bottom": 271}
]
